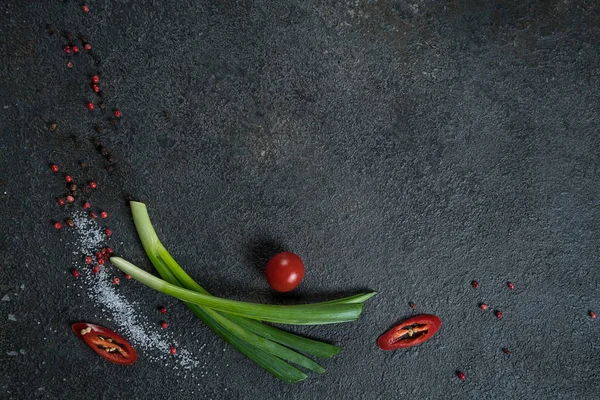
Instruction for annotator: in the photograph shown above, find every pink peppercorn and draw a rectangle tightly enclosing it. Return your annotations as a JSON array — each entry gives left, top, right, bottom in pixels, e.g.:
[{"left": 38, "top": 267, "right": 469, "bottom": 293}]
[
  {"left": 170, "top": 347, "right": 177, "bottom": 355},
  {"left": 65, "top": 175, "right": 73, "bottom": 183},
  {"left": 86, "top": 102, "right": 94, "bottom": 111},
  {"left": 57, "top": 198, "right": 66, "bottom": 206},
  {"left": 100, "top": 211, "right": 108, "bottom": 219},
  {"left": 54, "top": 222, "right": 62, "bottom": 230},
  {"left": 104, "top": 228, "right": 113, "bottom": 237},
  {"left": 51, "top": 164, "right": 59, "bottom": 173},
  {"left": 84, "top": 43, "right": 92, "bottom": 51},
  {"left": 495, "top": 311, "right": 503, "bottom": 319},
  {"left": 160, "top": 321, "right": 169, "bottom": 329},
  {"left": 66, "top": 195, "right": 75, "bottom": 203},
  {"left": 71, "top": 269, "right": 80, "bottom": 277},
  {"left": 83, "top": 202, "right": 91, "bottom": 209},
  {"left": 112, "top": 277, "right": 120, "bottom": 285},
  {"left": 88, "top": 181, "right": 97, "bottom": 189},
  {"left": 82, "top": 5, "right": 89, "bottom": 13}
]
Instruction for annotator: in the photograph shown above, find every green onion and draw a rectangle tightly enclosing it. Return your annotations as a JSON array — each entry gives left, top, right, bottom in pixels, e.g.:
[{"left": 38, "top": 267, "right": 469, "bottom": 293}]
[{"left": 113, "top": 201, "right": 375, "bottom": 381}]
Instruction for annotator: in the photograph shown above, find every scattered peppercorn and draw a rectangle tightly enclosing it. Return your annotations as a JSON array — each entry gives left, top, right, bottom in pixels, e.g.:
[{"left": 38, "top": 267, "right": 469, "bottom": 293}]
[
  {"left": 113, "top": 109, "right": 122, "bottom": 118},
  {"left": 105, "top": 165, "right": 115, "bottom": 173},
  {"left": 69, "top": 184, "right": 77, "bottom": 192},
  {"left": 100, "top": 147, "right": 110, "bottom": 157},
  {"left": 502, "top": 348, "right": 511, "bottom": 355},
  {"left": 456, "top": 371, "right": 465, "bottom": 381},
  {"left": 112, "top": 277, "right": 120, "bottom": 285},
  {"left": 85, "top": 256, "right": 93, "bottom": 264},
  {"left": 80, "top": 35, "right": 89, "bottom": 44},
  {"left": 160, "top": 321, "right": 169, "bottom": 329},
  {"left": 72, "top": 45, "right": 80, "bottom": 54},
  {"left": 95, "top": 126, "right": 104, "bottom": 134},
  {"left": 590, "top": 311, "right": 596, "bottom": 319},
  {"left": 65, "top": 175, "right": 73, "bottom": 183},
  {"left": 92, "top": 265, "right": 101, "bottom": 274},
  {"left": 495, "top": 311, "right": 503, "bottom": 319},
  {"left": 82, "top": 5, "right": 89, "bottom": 13},
  {"left": 159, "top": 306, "right": 167, "bottom": 314},
  {"left": 63, "top": 46, "right": 72, "bottom": 55},
  {"left": 479, "top": 303, "right": 489, "bottom": 310},
  {"left": 86, "top": 102, "right": 95, "bottom": 111},
  {"left": 65, "top": 218, "right": 75, "bottom": 228},
  {"left": 48, "top": 123, "right": 57, "bottom": 132},
  {"left": 84, "top": 43, "right": 92, "bottom": 52},
  {"left": 88, "top": 181, "right": 97, "bottom": 189},
  {"left": 79, "top": 160, "right": 88, "bottom": 168},
  {"left": 71, "top": 269, "right": 80, "bottom": 277},
  {"left": 83, "top": 202, "right": 91, "bottom": 209},
  {"left": 104, "top": 228, "right": 112, "bottom": 237},
  {"left": 170, "top": 347, "right": 177, "bottom": 355},
  {"left": 66, "top": 195, "right": 75, "bottom": 203},
  {"left": 93, "top": 55, "right": 101, "bottom": 65},
  {"left": 53, "top": 222, "right": 63, "bottom": 230},
  {"left": 51, "top": 164, "right": 59, "bottom": 173},
  {"left": 507, "top": 282, "right": 515, "bottom": 290},
  {"left": 408, "top": 302, "right": 417, "bottom": 309},
  {"left": 110, "top": 118, "right": 120, "bottom": 127},
  {"left": 89, "top": 212, "right": 97, "bottom": 219},
  {"left": 471, "top": 281, "right": 479, "bottom": 289},
  {"left": 98, "top": 100, "right": 105, "bottom": 108},
  {"left": 57, "top": 198, "right": 65, "bottom": 206},
  {"left": 46, "top": 24, "right": 55, "bottom": 35}
]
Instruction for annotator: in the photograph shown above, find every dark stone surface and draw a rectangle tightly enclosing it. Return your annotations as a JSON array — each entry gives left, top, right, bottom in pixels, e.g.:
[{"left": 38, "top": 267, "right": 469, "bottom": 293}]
[{"left": 1, "top": 1, "right": 599, "bottom": 399}]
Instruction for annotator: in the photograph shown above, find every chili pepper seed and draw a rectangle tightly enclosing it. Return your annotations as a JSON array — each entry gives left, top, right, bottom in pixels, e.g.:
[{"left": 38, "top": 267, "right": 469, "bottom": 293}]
[{"left": 471, "top": 281, "right": 479, "bottom": 289}]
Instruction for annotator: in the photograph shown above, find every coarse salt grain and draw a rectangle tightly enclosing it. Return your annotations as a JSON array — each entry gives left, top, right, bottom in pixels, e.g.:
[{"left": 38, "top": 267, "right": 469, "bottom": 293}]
[{"left": 71, "top": 211, "right": 201, "bottom": 370}]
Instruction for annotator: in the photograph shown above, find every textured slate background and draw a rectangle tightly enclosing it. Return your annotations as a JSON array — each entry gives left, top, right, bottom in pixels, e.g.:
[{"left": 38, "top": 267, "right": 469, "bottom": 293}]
[{"left": 1, "top": 1, "right": 599, "bottom": 399}]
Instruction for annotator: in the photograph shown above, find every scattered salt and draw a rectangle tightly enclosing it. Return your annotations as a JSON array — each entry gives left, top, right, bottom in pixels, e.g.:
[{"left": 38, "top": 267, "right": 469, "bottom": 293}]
[
  {"left": 1, "top": 294, "right": 9, "bottom": 301},
  {"left": 7, "top": 314, "right": 16, "bottom": 321}
]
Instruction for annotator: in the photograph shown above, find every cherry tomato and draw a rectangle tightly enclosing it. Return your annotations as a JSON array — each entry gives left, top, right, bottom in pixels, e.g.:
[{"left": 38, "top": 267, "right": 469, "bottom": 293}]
[
  {"left": 377, "top": 314, "right": 442, "bottom": 350},
  {"left": 72, "top": 322, "right": 137, "bottom": 365},
  {"left": 265, "top": 252, "right": 305, "bottom": 292}
]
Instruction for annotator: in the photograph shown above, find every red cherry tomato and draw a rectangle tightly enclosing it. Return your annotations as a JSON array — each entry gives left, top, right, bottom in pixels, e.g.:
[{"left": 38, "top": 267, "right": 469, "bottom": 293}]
[
  {"left": 72, "top": 322, "right": 137, "bottom": 365},
  {"left": 377, "top": 314, "right": 442, "bottom": 350},
  {"left": 265, "top": 252, "right": 305, "bottom": 292}
]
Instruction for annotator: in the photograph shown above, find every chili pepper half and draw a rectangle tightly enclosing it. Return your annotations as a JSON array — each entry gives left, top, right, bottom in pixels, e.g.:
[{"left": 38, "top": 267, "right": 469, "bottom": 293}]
[
  {"left": 72, "top": 322, "right": 137, "bottom": 365},
  {"left": 377, "top": 314, "right": 442, "bottom": 350}
]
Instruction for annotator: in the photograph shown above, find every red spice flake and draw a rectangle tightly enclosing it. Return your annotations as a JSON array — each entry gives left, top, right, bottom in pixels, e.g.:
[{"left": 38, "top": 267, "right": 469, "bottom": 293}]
[
  {"left": 50, "top": 164, "right": 59, "bottom": 173},
  {"left": 63, "top": 46, "right": 72, "bottom": 55},
  {"left": 88, "top": 181, "right": 97, "bottom": 189},
  {"left": 92, "top": 265, "right": 101, "bottom": 274},
  {"left": 71, "top": 269, "right": 80, "bottom": 278},
  {"left": 502, "top": 348, "right": 511, "bottom": 355},
  {"left": 92, "top": 84, "right": 100, "bottom": 93},
  {"left": 113, "top": 109, "right": 122, "bottom": 118},
  {"left": 590, "top": 311, "right": 596, "bottom": 319},
  {"left": 91, "top": 75, "right": 100, "bottom": 84},
  {"left": 57, "top": 198, "right": 66, "bottom": 206},
  {"left": 82, "top": 5, "right": 89, "bottom": 13},
  {"left": 170, "top": 346, "right": 177, "bottom": 355},
  {"left": 471, "top": 280, "right": 479, "bottom": 289},
  {"left": 65, "top": 175, "right": 73, "bottom": 183},
  {"left": 456, "top": 371, "right": 465, "bottom": 381},
  {"left": 67, "top": 61, "right": 73, "bottom": 68},
  {"left": 66, "top": 195, "right": 75, "bottom": 203},
  {"left": 72, "top": 45, "right": 80, "bottom": 54},
  {"left": 495, "top": 311, "right": 503, "bottom": 319},
  {"left": 160, "top": 321, "right": 169, "bottom": 329},
  {"left": 54, "top": 222, "right": 62, "bottom": 230},
  {"left": 479, "top": 303, "right": 489, "bottom": 310},
  {"left": 408, "top": 302, "right": 417, "bottom": 309},
  {"left": 100, "top": 211, "right": 108, "bottom": 219},
  {"left": 507, "top": 282, "right": 515, "bottom": 290},
  {"left": 98, "top": 258, "right": 106, "bottom": 265},
  {"left": 159, "top": 306, "right": 167, "bottom": 315},
  {"left": 104, "top": 228, "right": 113, "bottom": 237},
  {"left": 86, "top": 102, "right": 95, "bottom": 111},
  {"left": 89, "top": 211, "right": 97, "bottom": 219},
  {"left": 112, "top": 277, "right": 120, "bottom": 285},
  {"left": 84, "top": 43, "right": 92, "bottom": 51},
  {"left": 83, "top": 202, "right": 91, "bottom": 209},
  {"left": 85, "top": 256, "right": 93, "bottom": 265}
]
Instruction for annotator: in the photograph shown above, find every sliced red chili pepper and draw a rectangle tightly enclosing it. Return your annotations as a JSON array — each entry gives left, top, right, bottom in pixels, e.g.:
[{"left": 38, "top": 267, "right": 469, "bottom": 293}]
[
  {"left": 377, "top": 314, "right": 442, "bottom": 350},
  {"left": 72, "top": 322, "right": 137, "bottom": 365}
]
